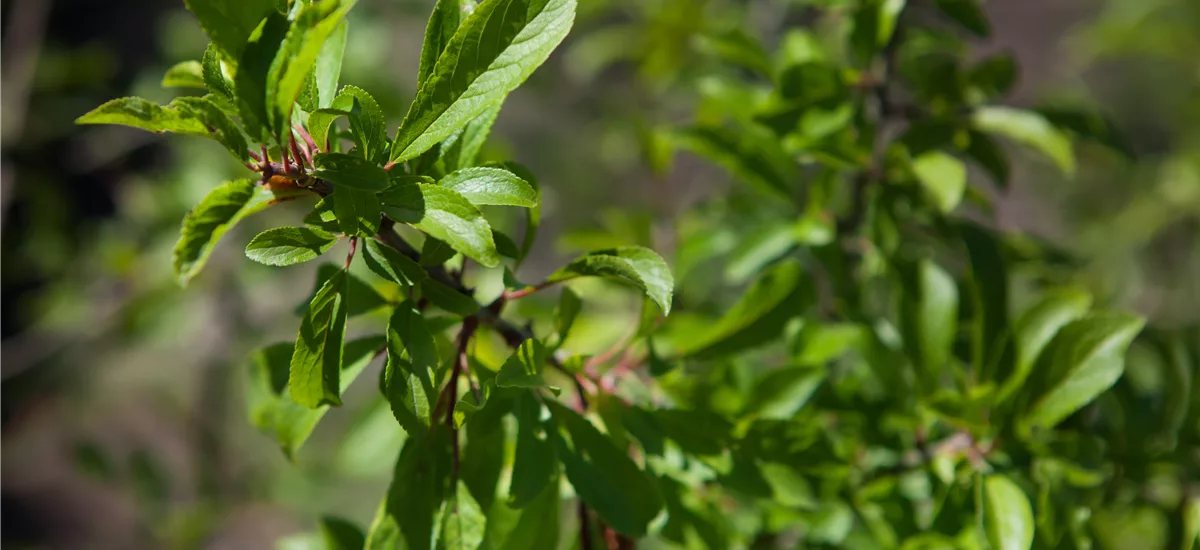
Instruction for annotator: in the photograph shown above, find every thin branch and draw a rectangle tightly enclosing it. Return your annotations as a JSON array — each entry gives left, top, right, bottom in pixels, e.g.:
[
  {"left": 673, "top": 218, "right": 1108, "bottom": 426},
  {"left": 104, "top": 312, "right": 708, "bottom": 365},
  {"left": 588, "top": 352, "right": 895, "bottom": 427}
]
[{"left": 578, "top": 500, "right": 594, "bottom": 550}]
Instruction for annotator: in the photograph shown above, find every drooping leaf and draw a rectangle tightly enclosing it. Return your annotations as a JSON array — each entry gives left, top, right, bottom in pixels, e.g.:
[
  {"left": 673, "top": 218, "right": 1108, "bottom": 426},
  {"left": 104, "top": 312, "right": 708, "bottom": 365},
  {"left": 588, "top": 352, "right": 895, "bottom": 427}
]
[
  {"left": 390, "top": 0, "right": 578, "bottom": 163},
  {"left": 494, "top": 472, "right": 560, "bottom": 549},
  {"left": 173, "top": 179, "right": 305, "bottom": 285},
  {"left": 362, "top": 238, "right": 427, "bottom": 286},
  {"left": 679, "top": 260, "right": 808, "bottom": 359},
  {"left": 548, "top": 401, "right": 664, "bottom": 537},
  {"left": 313, "top": 152, "right": 391, "bottom": 191},
  {"left": 184, "top": 0, "right": 277, "bottom": 59},
  {"left": 552, "top": 287, "right": 582, "bottom": 347},
  {"left": 548, "top": 247, "right": 673, "bottom": 314},
  {"left": 960, "top": 222, "right": 1010, "bottom": 378},
  {"left": 289, "top": 269, "right": 349, "bottom": 407},
  {"left": 1021, "top": 313, "right": 1144, "bottom": 432},
  {"left": 379, "top": 427, "right": 453, "bottom": 550},
  {"left": 912, "top": 151, "right": 966, "bottom": 213},
  {"left": 439, "top": 167, "right": 537, "bottom": 208},
  {"left": 384, "top": 303, "right": 441, "bottom": 430},
  {"left": 380, "top": 183, "right": 500, "bottom": 267},
  {"left": 694, "top": 28, "right": 773, "bottom": 78},
  {"left": 508, "top": 394, "right": 558, "bottom": 508},
  {"left": 973, "top": 106, "right": 1075, "bottom": 176},
  {"left": 266, "top": 0, "right": 355, "bottom": 139},
  {"left": 301, "top": 263, "right": 387, "bottom": 317},
  {"left": 442, "top": 482, "right": 486, "bottom": 550},
  {"left": 996, "top": 289, "right": 1092, "bottom": 403},
  {"left": 1036, "top": 105, "right": 1134, "bottom": 158},
  {"left": 897, "top": 259, "right": 959, "bottom": 385},
  {"left": 162, "top": 61, "right": 205, "bottom": 89},
  {"left": 333, "top": 187, "right": 382, "bottom": 237},
  {"left": 983, "top": 475, "right": 1034, "bottom": 550},
  {"left": 247, "top": 336, "right": 384, "bottom": 457},
  {"left": 245, "top": 226, "right": 338, "bottom": 266}
]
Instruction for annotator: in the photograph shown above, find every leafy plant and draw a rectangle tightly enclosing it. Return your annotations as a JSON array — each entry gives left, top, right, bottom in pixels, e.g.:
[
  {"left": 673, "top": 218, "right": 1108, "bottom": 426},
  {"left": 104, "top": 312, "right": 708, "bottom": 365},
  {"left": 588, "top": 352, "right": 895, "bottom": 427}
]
[{"left": 75, "top": 0, "right": 1200, "bottom": 549}]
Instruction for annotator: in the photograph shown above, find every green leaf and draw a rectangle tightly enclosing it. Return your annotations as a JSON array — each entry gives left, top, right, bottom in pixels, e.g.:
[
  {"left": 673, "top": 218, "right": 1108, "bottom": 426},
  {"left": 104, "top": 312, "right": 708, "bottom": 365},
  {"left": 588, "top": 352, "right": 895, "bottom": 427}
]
[
  {"left": 439, "top": 104, "right": 501, "bottom": 172},
  {"left": 417, "top": 0, "right": 473, "bottom": 90},
  {"left": 420, "top": 279, "right": 480, "bottom": 317},
  {"left": 496, "top": 339, "right": 551, "bottom": 390},
  {"left": 850, "top": 0, "right": 906, "bottom": 66},
  {"left": 997, "top": 289, "right": 1091, "bottom": 403},
  {"left": 964, "top": 129, "right": 1010, "bottom": 187},
  {"left": 983, "top": 475, "right": 1034, "bottom": 550},
  {"left": 494, "top": 472, "right": 560, "bottom": 549},
  {"left": 162, "top": 61, "right": 205, "bottom": 88},
  {"left": 679, "top": 260, "right": 808, "bottom": 359},
  {"left": 266, "top": 0, "right": 355, "bottom": 140},
  {"left": 380, "top": 183, "right": 500, "bottom": 268},
  {"left": 245, "top": 226, "right": 338, "bottom": 266},
  {"left": 1036, "top": 106, "right": 1134, "bottom": 158},
  {"left": 973, "top": 106, "right": 1075, "bottom": 176},
  {"left": 746, "top": 365, "right": 825, "bottom": 420},
  {"left": 389, "top": 0, "right": 578, "bottom": 163},
  {"left": 421, "top": 236, "right": 457, "bottom": 266},
  {"left": 309, "top": 85, "right": 389, "bottom": 160},
  {"left": 439, "top": 167, "right": 537, "bottom": 208},
  {"left": 362, "top": 239, "right": 427, "bottom": 286},
  {"left": 184, "top": 0, "right": 277, "bottom": 59},
  {"left": 897, "top": 259, "right": 959, "bottom": 384},
  {"left": 333, "top": 188, "right": 381, "bottom": 237},
  {"left": 378, "top": 427, "right": 453, "bottom": 550},
  {"left": 247, "top": 336, "right": 383, "bottom": 457},
  {"left": 673, "top": 124, "right": 797, "bottom": 199},
  {"left": 384, "top": 303, "right": 440, "bottom": 430},
  {"left": 549, "top": 401, "right": 663, "bottom": 536},
  {"left": 508, "top": 394, "right": 558, "bottom": 508},
  {"left": 933, "top": 0, "right": 990, "bottom": 37},
  {"left": 235, "top": 12, "right": 290, "bottom": 143},
  {"left": 792, "top": 323, "right": 864, "bottom": 366},
  {"left": 76, "top": 96, "right": 209, "bottom": 136},
  {"left": 302, "top": 263, "right": 386, "bottom": 317},
  {"left": 960, "top": 222, "right": 1010, "bottom": 379},
  {"left": 1021, "top": 313, "right": 1144, "bottom": 432},
  {"left": 695, "top": 28, "right": 773, "bottom": 78},
  {"left": 912, "top": 151, "right": 966, "bottom": 213},
  {"left": 289, "top": 269, "right": 349, "bottom": 407},
  {"left": 202, "top": 43, "right": 234, "bottom": 100},
  {"left": 171, "top": 95, "right": 250, "bottom": 161},
  {"left": 314, "top": 21, "right": 348, "bottom": 110},
  {"left": 313, "top": 152, "right": 390, "bottom": 191},
  {"left": 552, "top": 287, "right": 582, "bottom": 347},
  {"left": 968, "top": 52, "right": 1018, "bottom": 100},
  {"left": 442, "top": 482, "right": 486, "bottom": 550},
  {"left": 319, "top": 516, "right": 366, "bottom": 550},
  {"left": 548, "top": 247, "right": 673, "bottom": 314},
  {"left": 653, "top": 409, "right": 734, "bottom": 456},
  {"left": 173, "top": 179, "right": 305, "bottom": 285}
]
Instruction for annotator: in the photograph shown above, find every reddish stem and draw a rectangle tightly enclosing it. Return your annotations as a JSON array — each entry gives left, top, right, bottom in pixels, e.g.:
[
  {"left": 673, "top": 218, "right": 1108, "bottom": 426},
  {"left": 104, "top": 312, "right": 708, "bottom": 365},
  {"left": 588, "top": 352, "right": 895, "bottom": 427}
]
[
  {"left": 294, "top": 124, "right": 319, "bottom": 157},
  {"left": 503, "top": 280, "right": 556, "bottom": 301},
  {"left": 344, "top": 237, "right": 358, "bottom": 270}
]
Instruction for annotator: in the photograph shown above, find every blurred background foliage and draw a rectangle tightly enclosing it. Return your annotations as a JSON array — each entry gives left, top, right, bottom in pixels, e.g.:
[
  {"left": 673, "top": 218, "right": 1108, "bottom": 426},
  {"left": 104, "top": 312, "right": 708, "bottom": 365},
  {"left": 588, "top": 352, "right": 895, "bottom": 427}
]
[{"left": 1, "top": 0, "right": 1197, "bottom": 548}]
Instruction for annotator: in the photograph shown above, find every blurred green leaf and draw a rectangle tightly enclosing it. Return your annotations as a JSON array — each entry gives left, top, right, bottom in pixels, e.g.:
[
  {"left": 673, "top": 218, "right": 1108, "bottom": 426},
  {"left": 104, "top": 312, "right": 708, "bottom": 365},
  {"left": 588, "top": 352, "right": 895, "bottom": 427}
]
[
  {"left": 1022, "top": 313, "right": 1145, "bottom": 432},
  {"left": 319, "top": 516, "right": 366, "bottom": 550},
  {"left": 973, "top": 106, "right": 1075, "bottom": 176},
  {"left": 162, "top": 61, "right": 205, "bottom": 89},
  {"left": 897, "top": 259, "right": 959, "bottom": 385},
  {"left": 912, "top": 151, "right": 967, "bottom": 213},
  {"left": 984, "top": 475, "right": 1034, "bottom": 550},
  {"left": 998, "top": 289, "right": 1092, "bottom": 403},
  {"left": 680, "top": 260, "right": 808, "bottom": 360},
  {"left": 933, "top": 0, "right": 990, "bottom": 37}
]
